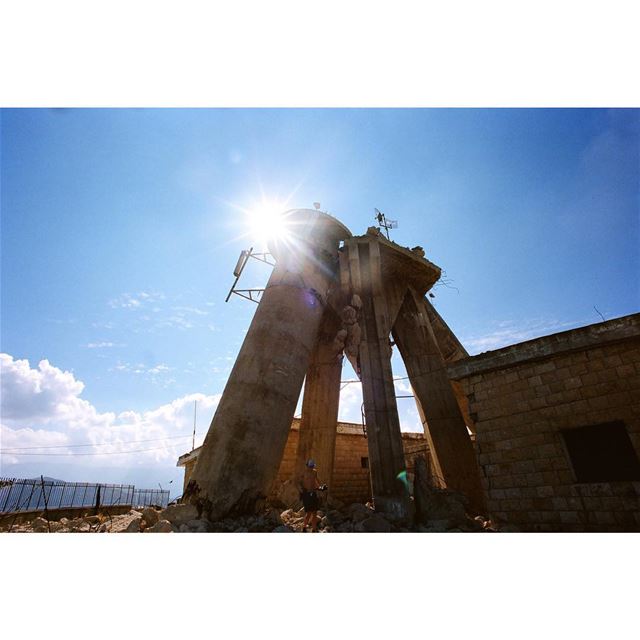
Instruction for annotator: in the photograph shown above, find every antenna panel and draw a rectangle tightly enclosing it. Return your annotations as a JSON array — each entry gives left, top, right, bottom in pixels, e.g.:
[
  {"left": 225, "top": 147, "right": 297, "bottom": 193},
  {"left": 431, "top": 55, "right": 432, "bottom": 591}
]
[{"left": 233, "top": 250, "right": 250, "bottom": 277}]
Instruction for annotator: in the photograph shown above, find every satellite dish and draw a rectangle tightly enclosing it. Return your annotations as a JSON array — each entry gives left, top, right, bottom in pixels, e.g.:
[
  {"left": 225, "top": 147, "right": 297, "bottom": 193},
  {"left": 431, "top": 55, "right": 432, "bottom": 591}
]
[{"left": 313, "top": 202, "right": 321, "bottom": 210}]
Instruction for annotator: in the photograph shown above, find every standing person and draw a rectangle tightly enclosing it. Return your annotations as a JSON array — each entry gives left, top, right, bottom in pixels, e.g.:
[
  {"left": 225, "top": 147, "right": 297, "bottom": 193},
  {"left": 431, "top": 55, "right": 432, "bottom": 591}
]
[{"left": 300, "top": 459, "right": 325, "bottom": 532}]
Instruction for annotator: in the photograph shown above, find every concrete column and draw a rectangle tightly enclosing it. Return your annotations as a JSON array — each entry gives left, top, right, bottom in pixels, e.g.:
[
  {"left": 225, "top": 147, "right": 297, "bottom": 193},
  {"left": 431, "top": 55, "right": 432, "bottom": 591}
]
[
  {"left": 347, "top": 237, "right": 409, "bottom": 518},
  {"left": 294, "top": 309, "right": 343, "bottom": 489},
  {"left": 186, "top": 210, "right": 351, "bottom": 520},
  {"left": 392, "top": 288, "right": 486, "bottom": 514}
]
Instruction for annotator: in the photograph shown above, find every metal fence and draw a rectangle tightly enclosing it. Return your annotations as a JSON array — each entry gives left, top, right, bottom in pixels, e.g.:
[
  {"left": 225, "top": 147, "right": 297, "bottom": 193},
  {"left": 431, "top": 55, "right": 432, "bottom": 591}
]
[
  {"left": 131, "top": 488, "right": 170, "bottom": 509},
  {"left": 0, "top": 477, "right": 169, "bottom": 514}
]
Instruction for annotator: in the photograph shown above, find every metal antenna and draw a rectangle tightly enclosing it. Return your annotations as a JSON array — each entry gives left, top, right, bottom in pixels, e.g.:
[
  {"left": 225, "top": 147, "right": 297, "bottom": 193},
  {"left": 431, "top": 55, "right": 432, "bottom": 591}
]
[
  {"left": 374, "top": 208, "right": 398, "bottom": 240},
  {"left": 225, "top": 246, "right": 276, "bottom": 304}
]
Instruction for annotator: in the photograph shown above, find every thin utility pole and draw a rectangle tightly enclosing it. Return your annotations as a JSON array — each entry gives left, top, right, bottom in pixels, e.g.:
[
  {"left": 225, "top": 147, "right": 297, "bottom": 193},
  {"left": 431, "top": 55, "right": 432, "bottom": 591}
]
[{"left": 192, "top": 400, "right": 197, "bottom": 451}]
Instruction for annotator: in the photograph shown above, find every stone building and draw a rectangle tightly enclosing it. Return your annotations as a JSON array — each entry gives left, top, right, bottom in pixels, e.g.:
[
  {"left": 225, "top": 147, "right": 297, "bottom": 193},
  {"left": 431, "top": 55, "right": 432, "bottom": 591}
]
[
  {"left": 178, "top": 418, "right": 429, "bottom": 506},
  {"left": 448, "top": 313, "right": 640, "bottom": 532}
]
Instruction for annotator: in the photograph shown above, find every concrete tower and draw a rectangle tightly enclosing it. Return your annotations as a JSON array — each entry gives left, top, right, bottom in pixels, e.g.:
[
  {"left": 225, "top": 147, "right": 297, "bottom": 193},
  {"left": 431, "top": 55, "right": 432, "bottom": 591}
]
[
  {"left": 185, "top": 209, "right": 352, "bottom": 520},
  {"left": 185, "top": 210, "right": 486, "bottom": 520}
]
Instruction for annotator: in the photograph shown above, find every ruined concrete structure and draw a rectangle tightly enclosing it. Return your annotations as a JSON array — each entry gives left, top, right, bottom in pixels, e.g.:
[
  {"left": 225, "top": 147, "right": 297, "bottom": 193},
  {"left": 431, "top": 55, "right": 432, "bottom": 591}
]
[
  {"left": 182, "top": 207, "right": 640, "bottom": 531},
  {"left": 184, "top": 208, "right": 484, "bottom": 520},
  {"left": 178, "top": 419, "right": 431, "bottom": 506}
]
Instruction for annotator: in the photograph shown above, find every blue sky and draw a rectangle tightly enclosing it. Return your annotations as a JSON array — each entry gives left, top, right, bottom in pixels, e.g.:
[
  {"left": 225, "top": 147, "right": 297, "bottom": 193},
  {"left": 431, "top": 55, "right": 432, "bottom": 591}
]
[{"left": 1, "top": 108, "right": 638, "bottom": 489}]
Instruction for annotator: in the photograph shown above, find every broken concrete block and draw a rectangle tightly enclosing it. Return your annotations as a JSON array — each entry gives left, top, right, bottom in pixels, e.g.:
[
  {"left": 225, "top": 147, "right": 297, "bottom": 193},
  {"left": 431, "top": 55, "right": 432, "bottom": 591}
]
[
  {"left": 141, "top": 507, "right": 160, "bottom": 527},
  {"left": 32, "top": 517, "right": 49, "bottom": 532},
  {"left": 186, "top": 519, "right": 210, "bottom": 533},
  {"left": 161, "top": 503, "right": 198, "bottom": 525},
  {"left": 349, "top": 503, "right": 373, "bottom": 522},
  {"left": 124, "top": 517, "right": 143, "bottom": 533},
  {"left": 145, "top": 520, "right": 174, "bottom": 533}
]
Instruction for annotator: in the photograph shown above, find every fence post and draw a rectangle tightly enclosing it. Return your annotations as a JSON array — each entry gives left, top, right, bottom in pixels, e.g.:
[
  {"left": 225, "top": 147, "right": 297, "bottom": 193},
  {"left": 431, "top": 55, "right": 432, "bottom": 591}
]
[
  {"left": 94, "top": 484, "right": 101, "bottom": 515},
  {"left": 81, "top": 483, "right": 89, "bottom": 507},
  {"left": 40, "top": 476, "right": 51, "bottom": 533}
]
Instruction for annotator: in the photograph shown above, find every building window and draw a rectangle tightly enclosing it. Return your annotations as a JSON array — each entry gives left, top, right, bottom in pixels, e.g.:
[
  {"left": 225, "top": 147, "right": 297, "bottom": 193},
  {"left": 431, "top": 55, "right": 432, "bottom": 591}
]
[
  {"left": 561, "top": 421, "right": 640, "bottom": 483},
  {"left": 361, "top": 457, "right": 369, "bottom": 469}
]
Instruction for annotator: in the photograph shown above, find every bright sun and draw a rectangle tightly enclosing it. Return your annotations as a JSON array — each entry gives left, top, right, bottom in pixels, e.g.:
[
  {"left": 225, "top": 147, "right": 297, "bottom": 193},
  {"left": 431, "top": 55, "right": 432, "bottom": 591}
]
[{"left": 247, "top": 202, "right": 289, "bottom": 244}]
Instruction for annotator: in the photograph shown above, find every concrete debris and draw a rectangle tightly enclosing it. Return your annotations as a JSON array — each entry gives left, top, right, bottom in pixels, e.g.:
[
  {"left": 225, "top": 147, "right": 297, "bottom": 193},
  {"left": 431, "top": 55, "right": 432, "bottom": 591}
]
[
  {"left": 32, "top": 517, "right": 50, "bottom": 532},
  {"left": 345, "top": 322, "right": 361, "bottom": 357},
  {"left": 162, "top": 503, "right": 199, "bottom": 525},
  {"left": 1, "top": 487, "right": 507, "bottom": 534},
  {"left": 141, "top": 507, "right": 160, "bottom": 527},
  {"left": 272, "top": 479, "right": 302, "bottom": 510},
  {"left": 348, "top": 503, "right": 374, "bottom": 522},
  {"left": 356, "top": 514, "right": 392, "bottom": 533},
  {"left": 340, "top": 305, "right": 357, "bottom": 325},
  {"left": 145, "top": 520, "right": 174, "bottom": 533},
  {"left": 185, "top": 519, "right": 210, "bottom": 533},
  {"left": 124, "top": 517, "right": 143, "bottom": 533},
  {"left": 333, "top": 328, "right": 348, "bottom": 352}
]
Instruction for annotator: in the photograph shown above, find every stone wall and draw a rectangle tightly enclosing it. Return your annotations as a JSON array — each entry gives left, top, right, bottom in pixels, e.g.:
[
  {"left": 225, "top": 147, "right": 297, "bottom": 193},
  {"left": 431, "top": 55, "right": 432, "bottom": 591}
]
[
  {"left": 275, "top": 423, "right": 428, "bottom": 504},
  {"left": 448, "top": 314, "right": 640, "bottom": 532},
  {"left": 179, "top": 420, "right": 429, "bottom": 506}
]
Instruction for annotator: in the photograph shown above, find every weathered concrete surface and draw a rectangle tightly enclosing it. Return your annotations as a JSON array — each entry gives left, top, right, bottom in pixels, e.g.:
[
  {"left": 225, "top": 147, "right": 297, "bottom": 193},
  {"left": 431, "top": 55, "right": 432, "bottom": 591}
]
[
  {"left": 392, "top": 288, "right": 486, "bottom": 514},
  {"left": 185, "top": 209, "right": 351, "bottom": 520},
  {"left": 343, "top": 236, "right": 410, "bottom": 518},
  {"left": 294, "top": 308, "right": 343, "bottom": 488}
]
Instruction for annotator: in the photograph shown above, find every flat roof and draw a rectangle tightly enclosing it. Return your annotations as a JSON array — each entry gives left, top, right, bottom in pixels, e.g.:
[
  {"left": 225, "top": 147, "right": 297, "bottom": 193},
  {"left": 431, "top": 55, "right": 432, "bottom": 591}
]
[{"left": 447, "top": 313, "right": 640, "bottom": 380}]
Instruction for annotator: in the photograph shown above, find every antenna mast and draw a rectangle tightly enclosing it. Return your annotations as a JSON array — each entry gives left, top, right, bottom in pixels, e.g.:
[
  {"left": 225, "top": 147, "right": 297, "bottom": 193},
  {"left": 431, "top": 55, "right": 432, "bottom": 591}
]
[{"left": 374, "top": 208, "right": 398, "bottom": 240}]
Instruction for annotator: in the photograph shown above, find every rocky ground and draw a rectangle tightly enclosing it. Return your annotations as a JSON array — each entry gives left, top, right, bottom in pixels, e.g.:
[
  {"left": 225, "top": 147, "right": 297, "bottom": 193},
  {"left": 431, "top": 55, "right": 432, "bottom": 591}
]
[{"left": 1, "top": 484, "right": 516, "bottom": 533}]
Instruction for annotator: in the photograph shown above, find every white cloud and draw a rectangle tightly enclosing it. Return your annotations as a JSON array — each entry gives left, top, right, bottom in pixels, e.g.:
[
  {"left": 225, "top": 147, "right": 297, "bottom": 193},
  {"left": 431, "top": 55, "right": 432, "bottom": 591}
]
[
  {"left": 172, "top": 305, "right": 209, "bottom": 317},
  {"left": 110, "top": 361, "right": 175, "bottom": 386},
  {"left": 108, "top": 291, "right": 165, "bottom": 309},
  {"left": 156, "top": 315, "right": 194, "bottom": 330},
  {"left": 0, "top": 353, "right": 220, "bottom": 467},
  {"left": 337, "top": 381, "right": 363, "bottom": 424},
  {"left": 102, "top": 292, "right": 214, "bottom": 335},
  {"left": 84, "top": 342, "right": 124, "bottom": 349}
]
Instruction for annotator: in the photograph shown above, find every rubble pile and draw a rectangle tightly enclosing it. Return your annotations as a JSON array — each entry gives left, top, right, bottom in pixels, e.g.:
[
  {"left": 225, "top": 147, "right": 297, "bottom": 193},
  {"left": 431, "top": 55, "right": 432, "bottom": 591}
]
[
  {"left": 1, "top": 454, "right": 511, "bottom": 533},
  {"left": 1, "top": 494, "right": 508, "bottom": 533}
]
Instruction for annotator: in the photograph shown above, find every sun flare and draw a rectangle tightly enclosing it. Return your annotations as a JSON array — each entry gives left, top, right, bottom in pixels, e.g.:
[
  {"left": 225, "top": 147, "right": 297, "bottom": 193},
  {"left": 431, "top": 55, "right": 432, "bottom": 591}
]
[{"left": 246, "top": 201, "right": 289, "bottom": 244}]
